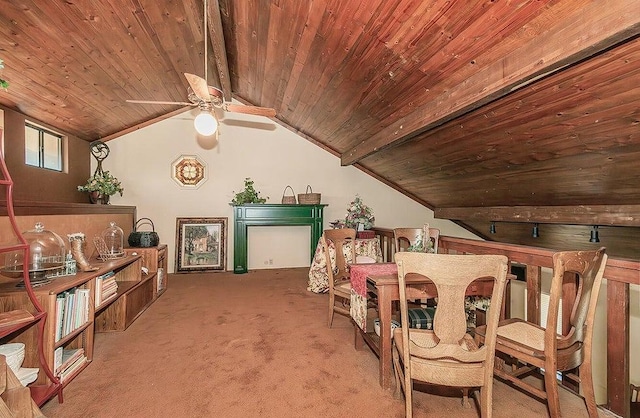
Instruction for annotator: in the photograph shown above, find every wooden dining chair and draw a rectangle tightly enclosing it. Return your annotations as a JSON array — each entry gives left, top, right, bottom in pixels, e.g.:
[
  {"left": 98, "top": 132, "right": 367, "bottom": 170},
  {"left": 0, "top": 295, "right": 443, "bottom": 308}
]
[
  {"left": 394, "top": 226, "right": 442, "bottom": 322},
  {"left": 321, "top": 228, "right": 356, "bottom": 328},
  {"left": 394, "top": 226, "right": 440, "bottom": 254},
  {"left": 392, "top": 252, "right": 509, "bottom": 418},
  {"left": 475, "top": 247, "right": 607, "bottom": 418}
]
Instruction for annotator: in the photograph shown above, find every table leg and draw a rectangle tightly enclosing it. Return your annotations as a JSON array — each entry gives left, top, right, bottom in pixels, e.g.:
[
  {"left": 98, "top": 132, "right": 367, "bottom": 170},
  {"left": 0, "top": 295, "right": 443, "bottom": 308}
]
[
  {"left": 354, "top": 322, "right": 364, "bottom": 349},
  {"left": 377, "top": 285, "right": 393, "bottom": 389}
]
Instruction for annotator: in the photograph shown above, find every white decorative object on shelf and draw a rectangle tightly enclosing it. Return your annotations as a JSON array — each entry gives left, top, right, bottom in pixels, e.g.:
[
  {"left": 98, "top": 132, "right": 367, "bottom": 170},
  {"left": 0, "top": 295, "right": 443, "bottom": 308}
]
[
  {"left": 0, "top": 342, "right": 25, "bottom": 373},
  {"left": 16, "top": 367, "right": 39, "bottom": 386}
]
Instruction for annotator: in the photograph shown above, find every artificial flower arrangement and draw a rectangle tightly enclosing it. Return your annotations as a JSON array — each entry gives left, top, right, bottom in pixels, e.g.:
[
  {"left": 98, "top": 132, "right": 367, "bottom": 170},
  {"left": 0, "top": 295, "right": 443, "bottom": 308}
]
[
  {"left": 344, "top": 195, "right": 375, "bottom": 230},
  {"left": 407, "top": 225, "right": 435, "bottom": 253},
  {"left": 406, "top": 237, "right": 434, "bottom": 252},
  {"left": 77, "top": 171, "right": 124, "bottom": 197}
]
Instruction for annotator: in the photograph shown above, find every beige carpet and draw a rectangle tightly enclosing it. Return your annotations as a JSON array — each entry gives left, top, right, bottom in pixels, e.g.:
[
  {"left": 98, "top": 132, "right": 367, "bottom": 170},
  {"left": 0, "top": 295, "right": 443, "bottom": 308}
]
[{"left": 40, "top": 268, "right": 612, "bottom": 418}]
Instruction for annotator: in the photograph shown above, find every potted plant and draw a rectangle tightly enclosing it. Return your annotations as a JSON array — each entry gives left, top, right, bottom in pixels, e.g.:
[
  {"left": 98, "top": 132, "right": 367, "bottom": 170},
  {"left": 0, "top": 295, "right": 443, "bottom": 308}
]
[
  {"left": 0, "top": 58, "right": 8, "bottom": 90},
  {"left": 77, "top": 171, "right": 124, "bottom": 204},
  {"left": 231, "top": 178, "right": 268, "bottom": 204},
  {"left": 344, "top": 195, "right": 375, "bottom": 233}
]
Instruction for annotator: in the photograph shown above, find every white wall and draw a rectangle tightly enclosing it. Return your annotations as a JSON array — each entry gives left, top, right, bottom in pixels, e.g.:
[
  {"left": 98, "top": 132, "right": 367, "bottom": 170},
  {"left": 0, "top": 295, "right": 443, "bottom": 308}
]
[{"left": 104, "top": 108, "right": 476, "bottom": 273}]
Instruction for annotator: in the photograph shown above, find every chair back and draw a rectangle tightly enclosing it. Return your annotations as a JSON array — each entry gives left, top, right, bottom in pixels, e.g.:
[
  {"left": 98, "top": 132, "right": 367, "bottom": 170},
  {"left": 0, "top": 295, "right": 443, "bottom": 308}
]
[
  {"left": 395, "top": 252, "right": 509, "bottom": 385},
  {"left": 546, "top": 248, "right": 607, "bottom": 352},
  {"left": 321, "top": 228, "right": 356, "bottom": 285},
  {"left": 394, "top": 225, "right": 440, "bottom": 254}
]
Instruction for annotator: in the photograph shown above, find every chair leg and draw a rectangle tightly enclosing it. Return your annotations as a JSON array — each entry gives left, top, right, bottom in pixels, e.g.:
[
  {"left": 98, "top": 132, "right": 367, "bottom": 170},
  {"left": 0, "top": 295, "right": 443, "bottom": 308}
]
[
  {"left": 462, "top": 388, "right": 471, "bottom": 408},
  {"left": 479, "top": 383, "right": 493, "bottom": 418},
  {"left": 580, "top": 363, "right": 599, "bottom": 418},
  {"left": 544, "top": 365, "right": 562, "bottom": 418},
  {"left": 405, "top": 377, "right": 413, "bottom": 418},
  {"left": 328, "top": 293, "right": 335, "bottom": 328},
  {"left": 392, "top": 346, "right": 402, "bottom": 399}
]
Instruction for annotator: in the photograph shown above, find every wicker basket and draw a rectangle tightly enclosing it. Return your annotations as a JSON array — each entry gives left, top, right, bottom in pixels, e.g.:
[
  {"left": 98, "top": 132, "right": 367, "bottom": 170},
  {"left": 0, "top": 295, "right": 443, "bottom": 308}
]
[
  {"left": 298, "top": 185, "right": 321, "bottom": 204},
  {"left": 281, "top": 185, "right": 297, "bottom": 204}
]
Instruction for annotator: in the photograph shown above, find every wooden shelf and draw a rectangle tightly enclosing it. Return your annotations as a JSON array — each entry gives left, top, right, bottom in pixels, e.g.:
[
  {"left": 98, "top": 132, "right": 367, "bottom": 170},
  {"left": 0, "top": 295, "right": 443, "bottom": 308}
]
[
  {"left": 54, "top": 321, "right": 92, "bottom": 349},
  {"left": 94, "top": 274, "right": 154, "bottom": 332},
  {"left": 0, "top": 310, "right": 39, "bottom": 339},
  {"left": 124, "top": 245, "right": 168, "bottom": 299}
]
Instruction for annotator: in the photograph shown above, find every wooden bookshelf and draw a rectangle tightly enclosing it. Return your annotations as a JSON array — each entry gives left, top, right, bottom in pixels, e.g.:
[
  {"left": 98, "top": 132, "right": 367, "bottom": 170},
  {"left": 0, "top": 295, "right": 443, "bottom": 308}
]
[
  {"left": 124, "top": 245, "right": 168, "bottom": 298},
  {"left": 0, "top": 254, "right": 153, "bottom": 405}
]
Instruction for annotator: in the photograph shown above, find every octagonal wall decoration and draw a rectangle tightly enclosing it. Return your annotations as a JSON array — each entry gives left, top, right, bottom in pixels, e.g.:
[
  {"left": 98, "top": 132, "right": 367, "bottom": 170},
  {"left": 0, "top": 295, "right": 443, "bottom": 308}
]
[{"left": 171, "top": 154, "right": 207, "bottom": 189}]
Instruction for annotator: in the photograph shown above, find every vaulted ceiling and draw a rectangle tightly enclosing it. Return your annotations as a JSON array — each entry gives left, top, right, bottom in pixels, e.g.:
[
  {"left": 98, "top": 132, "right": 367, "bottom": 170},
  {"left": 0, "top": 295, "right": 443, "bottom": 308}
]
[{"left": 1, "top": 0, "right": 639, "bottom": 257}]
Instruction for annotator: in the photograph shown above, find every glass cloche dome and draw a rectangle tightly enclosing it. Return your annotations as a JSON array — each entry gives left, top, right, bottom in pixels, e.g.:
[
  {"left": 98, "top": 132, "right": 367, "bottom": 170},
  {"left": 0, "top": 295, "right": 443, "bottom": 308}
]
[
  {"left": 101, "top": 221, "right": 124, "bottom": 258},
  {"left": 1, "top": 222, "right": 66, "bottom": 281}
]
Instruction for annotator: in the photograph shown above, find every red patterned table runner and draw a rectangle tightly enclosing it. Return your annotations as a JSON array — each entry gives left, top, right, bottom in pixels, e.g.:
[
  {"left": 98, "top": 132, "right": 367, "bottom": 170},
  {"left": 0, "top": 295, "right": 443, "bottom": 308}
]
[
  {"left": 349, "top": 263, "right": 397, "bottom": 331},
  {"left": 350, "top": 263, "right": 397, "bottom": 297}
]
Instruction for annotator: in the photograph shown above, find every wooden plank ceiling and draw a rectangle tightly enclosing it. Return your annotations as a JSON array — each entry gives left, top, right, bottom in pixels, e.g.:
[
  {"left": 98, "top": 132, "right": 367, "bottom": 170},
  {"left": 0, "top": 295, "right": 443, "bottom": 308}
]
[{"left": 1, "top": 0, "right": 639, "bottom": 257}]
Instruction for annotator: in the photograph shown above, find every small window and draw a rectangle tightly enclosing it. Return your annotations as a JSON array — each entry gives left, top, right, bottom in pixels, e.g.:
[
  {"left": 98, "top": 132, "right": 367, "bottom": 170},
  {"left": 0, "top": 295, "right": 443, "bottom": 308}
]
[{"left": 25, "top": 123, "right": 63, "bottom": 171}]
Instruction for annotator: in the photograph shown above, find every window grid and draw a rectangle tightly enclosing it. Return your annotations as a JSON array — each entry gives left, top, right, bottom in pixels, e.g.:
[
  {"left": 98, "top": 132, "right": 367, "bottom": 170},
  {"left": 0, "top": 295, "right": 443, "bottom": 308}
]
[{"left": 25, "top": 123, "right": 63, "bottom": 171}]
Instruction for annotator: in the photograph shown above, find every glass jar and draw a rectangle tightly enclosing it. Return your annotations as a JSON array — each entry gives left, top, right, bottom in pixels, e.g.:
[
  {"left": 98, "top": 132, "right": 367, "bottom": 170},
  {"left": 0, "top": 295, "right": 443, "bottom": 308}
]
[
  {"left": 101, "top": 221, "right": 124, "bottom": 257},
  {"left": 2, "top": 222, "right": 66, "bottom": 280}
]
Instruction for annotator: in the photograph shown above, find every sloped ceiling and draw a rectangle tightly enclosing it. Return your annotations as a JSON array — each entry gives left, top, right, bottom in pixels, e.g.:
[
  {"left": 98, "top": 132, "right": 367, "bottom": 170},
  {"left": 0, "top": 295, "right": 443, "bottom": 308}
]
[{"left": 1, "top": 0, "right": 639, "bottom": 257}]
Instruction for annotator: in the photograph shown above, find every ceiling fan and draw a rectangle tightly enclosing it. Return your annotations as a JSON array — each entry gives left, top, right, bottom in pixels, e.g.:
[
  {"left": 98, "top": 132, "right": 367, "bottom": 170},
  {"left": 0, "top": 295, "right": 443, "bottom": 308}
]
[{"left": 126, "top": 0, "right": 275, "bottom": 136}]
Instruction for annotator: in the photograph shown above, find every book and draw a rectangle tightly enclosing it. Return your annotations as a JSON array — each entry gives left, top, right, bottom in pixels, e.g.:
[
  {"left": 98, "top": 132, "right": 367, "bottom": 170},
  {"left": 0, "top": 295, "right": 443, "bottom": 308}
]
[
  {"left": 53, "top": 347, "right": 63, "bottom": 373},
  {"left": 58, "top": 355, "right": 86, "bottom": 382},
  {"left": 55, "top": 294, "right": 65, "bottom": 341},
  {"left": 56, "top": 348, "right": 85, "bottom": 375},
  {"left": 96, "top": 275, "right": 118, "bottom": 307}
]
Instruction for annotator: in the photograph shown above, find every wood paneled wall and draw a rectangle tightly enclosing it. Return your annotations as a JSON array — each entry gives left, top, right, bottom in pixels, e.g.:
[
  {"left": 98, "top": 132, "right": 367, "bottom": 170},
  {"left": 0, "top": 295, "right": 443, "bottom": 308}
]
[
  {"left": 0, "top": 203, "right": 136, "bottom": 259},
  {"left": 1, "top": 105, "right": 91, "bottom": 203}
]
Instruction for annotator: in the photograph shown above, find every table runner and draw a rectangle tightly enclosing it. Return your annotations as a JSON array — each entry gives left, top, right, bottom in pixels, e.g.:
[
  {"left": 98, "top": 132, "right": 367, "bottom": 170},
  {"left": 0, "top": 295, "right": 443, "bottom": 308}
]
[{"left": 349, "top": 263, "right": 397, "bottom": 331}]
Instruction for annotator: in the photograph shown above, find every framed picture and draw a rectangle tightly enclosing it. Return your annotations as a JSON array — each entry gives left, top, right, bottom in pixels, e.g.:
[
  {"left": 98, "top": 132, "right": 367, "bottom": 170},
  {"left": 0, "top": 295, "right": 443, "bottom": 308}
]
[{"left": 175, "top": 217, "right": 227, "bottom": 273}]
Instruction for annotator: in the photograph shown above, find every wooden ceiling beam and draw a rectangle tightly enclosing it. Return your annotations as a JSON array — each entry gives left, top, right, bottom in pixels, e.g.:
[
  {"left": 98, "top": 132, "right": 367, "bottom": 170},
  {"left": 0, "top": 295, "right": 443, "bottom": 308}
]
[
  {"left": 208, "top": 0, "right": 232, "bottom": 101},
  {"left": 100, "top": 107, "right": 192, "bottom": 142},
  {"left": 434, "top": 205, "right": 640, "bottom": 227},
  {"left": 340, "top": 0, "right": 640, "bottom": 166}
]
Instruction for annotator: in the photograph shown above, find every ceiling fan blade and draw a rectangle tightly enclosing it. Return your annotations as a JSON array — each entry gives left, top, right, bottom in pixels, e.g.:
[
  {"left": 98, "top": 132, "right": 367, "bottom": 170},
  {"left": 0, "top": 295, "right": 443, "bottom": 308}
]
[
  {"left": 223, "top": 103, "right": 276, "bottom": 117},
  {"left": 126, "top": 99, "right": 196, "bottom": 106},
  {"left": 184, "top": 73, "right": 211, "bottom": 101}
]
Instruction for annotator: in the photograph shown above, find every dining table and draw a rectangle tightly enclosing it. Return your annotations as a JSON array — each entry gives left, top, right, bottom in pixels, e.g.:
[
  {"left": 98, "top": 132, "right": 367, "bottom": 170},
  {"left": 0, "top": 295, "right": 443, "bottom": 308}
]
[
  {"left": 306, "top": 237, "right": 382, "bottom": 293},
  {"left": 350, "top": 262, "right": 511, "bottom": 390}
]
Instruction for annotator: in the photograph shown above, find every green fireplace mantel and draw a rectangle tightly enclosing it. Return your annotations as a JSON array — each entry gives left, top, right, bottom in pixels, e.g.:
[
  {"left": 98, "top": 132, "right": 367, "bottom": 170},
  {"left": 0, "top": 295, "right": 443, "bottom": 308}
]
[{"left": 231, "top": 204, "right": 327, "bottom": 274}]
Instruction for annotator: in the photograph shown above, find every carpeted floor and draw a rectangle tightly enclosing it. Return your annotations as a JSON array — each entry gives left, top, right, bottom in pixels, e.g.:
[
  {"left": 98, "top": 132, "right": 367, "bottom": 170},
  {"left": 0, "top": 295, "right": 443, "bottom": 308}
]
[{"left": 40, "top": 268, "right": 614, "bottom": 418}]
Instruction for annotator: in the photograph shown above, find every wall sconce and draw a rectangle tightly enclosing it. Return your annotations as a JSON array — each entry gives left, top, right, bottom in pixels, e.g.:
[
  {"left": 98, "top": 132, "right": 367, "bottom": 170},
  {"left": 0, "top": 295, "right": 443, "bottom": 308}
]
[
  {"left": 590, "top": 225, "right": 600, "bottom": 243},
  {"left": 489, "top": 221, "right": 496, "bottom": 234},
  {"left": 532, "top": 223, "right": 539, "bottom": 238}
]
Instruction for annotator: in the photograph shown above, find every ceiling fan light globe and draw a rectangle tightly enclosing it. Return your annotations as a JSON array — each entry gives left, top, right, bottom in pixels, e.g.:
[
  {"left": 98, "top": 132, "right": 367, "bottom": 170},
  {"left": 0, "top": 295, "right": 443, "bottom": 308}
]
[{"left": 194, "top": 112, "right": 218, "bottom": 136}]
